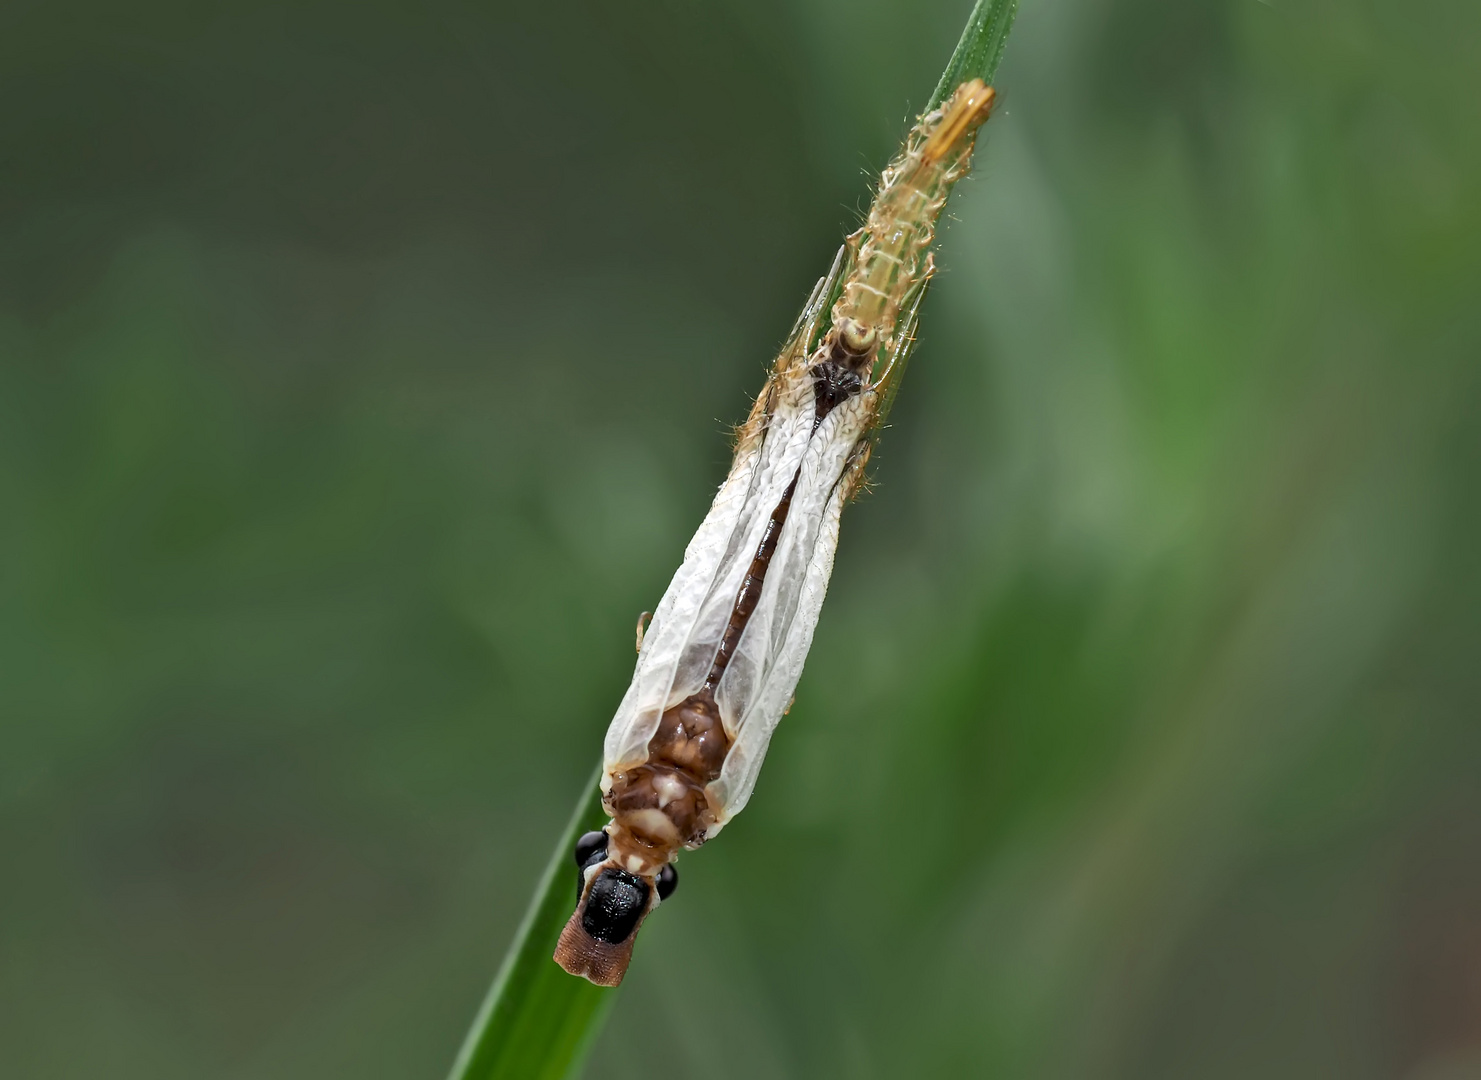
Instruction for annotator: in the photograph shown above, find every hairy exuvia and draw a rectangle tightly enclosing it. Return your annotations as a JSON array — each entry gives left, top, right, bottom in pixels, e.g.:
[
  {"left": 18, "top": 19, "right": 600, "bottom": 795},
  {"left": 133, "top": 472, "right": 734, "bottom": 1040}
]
[{"left": 555, "top": 79, "right": 997, "bottom": 987}]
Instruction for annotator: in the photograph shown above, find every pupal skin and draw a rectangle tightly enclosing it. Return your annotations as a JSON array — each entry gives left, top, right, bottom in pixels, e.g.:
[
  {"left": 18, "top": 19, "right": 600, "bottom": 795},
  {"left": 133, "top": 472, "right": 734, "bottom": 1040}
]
[{"left": 554, "top": 79, "right": 997, "bottom": 987}]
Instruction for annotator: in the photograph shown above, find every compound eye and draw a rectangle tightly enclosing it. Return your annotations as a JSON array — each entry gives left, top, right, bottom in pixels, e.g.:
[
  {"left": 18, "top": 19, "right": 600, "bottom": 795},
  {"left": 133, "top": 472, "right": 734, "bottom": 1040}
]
[
  {"left": 573, "top": 830, "right": 608, "bottom": 869},
  {"left": 656, "top": 863, "right": 678, "bottom": 901}
]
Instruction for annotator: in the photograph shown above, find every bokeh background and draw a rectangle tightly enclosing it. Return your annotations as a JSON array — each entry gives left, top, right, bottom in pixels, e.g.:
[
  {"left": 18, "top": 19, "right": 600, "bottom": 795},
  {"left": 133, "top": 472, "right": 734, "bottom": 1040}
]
[{"left": 4, "top": 0, "right": 1479, "bottom": 1076}]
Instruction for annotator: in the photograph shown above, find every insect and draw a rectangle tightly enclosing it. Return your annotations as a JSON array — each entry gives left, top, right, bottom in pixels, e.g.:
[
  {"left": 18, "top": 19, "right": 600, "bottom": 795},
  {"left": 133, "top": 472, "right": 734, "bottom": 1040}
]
[{"left": 555, "top": 79, "right": 997, "bottom": 986}]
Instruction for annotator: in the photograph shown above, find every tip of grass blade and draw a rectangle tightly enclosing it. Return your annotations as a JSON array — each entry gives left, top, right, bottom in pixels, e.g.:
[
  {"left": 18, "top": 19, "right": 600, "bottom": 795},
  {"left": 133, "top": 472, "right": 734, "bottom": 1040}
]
[{"left": 928, "top": 0, "right": 1019, "bottom": 110}]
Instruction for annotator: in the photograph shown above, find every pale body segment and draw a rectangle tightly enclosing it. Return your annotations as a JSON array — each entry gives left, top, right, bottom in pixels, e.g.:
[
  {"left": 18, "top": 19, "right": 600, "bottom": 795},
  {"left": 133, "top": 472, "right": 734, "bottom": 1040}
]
[{"left": 555, "top": 79, "right": 996, "bottom": 987}]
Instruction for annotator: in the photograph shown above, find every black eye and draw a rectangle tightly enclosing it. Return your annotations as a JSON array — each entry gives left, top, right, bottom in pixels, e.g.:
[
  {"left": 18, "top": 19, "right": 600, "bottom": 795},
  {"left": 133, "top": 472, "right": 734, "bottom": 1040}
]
[
  {"left": 656, "top": 863, "right": 678, "bottom": 900},
  {"left": 573, "top": 830, "right": 608, "bottom": 868},
  {"left": 574, "top": 830, "right": 609, "bottom": 894},
  {"left": 582, "top": 868, "right": 650, "bottom": 944}
]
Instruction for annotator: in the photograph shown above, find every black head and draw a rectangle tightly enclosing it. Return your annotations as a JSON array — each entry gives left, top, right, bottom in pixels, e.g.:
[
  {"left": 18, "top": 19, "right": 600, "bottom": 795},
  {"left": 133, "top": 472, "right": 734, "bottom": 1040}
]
[
  {"left": 555, "top": 846, "right": 678, "bottom": 985},
  {"left": 581, "top": 868, "right": 651, "bottom": 944}
]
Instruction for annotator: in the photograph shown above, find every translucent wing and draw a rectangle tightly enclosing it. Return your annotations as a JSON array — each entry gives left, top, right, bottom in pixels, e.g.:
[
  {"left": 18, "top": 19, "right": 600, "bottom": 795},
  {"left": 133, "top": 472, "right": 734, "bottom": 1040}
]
[
  {"left": 709, "top": 391, "right": 874, "bottom": 820},
  {"left": 601, "top": 249, "right": 846, "bottom": 780},
  {"left": 601, "top": 246, "right": 924, "bottom": 821}
]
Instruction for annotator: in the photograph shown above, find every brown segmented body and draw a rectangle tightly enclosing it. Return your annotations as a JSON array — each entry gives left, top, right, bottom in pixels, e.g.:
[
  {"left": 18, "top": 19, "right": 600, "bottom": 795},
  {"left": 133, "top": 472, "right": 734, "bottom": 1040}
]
[{"left": 556, "top": 79, "right": 997, "bottom": 986}]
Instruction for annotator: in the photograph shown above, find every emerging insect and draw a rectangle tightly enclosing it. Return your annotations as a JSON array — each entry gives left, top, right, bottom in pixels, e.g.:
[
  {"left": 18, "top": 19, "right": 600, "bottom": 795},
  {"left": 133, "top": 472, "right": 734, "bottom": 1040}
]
[{"left": 555, "top": 79, "right": 997, "bottom": 986}]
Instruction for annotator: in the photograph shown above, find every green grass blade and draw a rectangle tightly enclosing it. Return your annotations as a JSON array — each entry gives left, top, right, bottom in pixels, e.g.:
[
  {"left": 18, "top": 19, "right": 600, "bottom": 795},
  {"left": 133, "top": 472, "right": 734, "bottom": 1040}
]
[
  {"left": 446, "top": 766, "right": 612, "bottom": 1080},
  {"left": 929, "top": 0, "right": 1019, "bottom": 111},
  {"left": 447, "top": 3, "right": 1018, "bottom": 1075}
]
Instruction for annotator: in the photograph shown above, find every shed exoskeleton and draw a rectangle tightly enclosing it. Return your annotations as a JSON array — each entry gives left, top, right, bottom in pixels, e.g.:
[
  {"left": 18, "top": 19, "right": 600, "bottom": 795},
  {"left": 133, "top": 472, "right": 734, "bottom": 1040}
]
[{"left": 554, "top": 79, "right": 996, "bottom": 987}]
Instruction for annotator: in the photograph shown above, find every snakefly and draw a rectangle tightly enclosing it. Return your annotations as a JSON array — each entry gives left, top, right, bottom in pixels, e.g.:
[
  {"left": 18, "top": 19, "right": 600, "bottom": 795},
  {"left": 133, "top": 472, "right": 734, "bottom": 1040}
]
[{"left": 555, "top": 79, "right": 997, "bottom": 986}]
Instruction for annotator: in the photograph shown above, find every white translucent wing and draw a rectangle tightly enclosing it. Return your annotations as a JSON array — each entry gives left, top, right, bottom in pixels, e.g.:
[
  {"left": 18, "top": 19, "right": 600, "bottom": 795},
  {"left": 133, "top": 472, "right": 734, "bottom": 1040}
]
[
  {"left": 600, "top": 437, "right": 758, "bottom": 773},
  {"left": 602, "top": 371, "right": 816, "bottom": 775},
  {"left": 660, "top": 377, "right": 816, "bottom": 712},
  {"left": 602, "top": 249, "right": 850, "bottom": 790},
  {"left": 708, "top": 391, "right": 873, "bottom": 821}
]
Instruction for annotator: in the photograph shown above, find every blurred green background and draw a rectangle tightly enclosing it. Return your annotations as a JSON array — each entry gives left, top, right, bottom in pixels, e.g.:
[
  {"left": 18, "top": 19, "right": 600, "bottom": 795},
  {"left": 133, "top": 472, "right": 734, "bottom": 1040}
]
[{"left": 3, "top": 0, "right": 1479, "bottom": 1076}]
